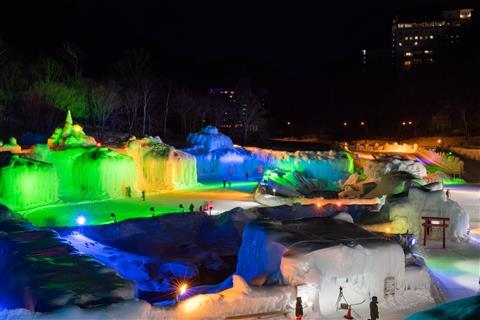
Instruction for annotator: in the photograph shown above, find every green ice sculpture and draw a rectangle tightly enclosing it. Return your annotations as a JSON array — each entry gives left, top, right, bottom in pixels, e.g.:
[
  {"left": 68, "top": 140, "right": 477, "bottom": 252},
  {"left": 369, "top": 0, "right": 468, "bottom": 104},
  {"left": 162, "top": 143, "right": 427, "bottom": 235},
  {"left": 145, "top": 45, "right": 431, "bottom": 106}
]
[
  {"left": 48, "top": 110, "right": 96, "bottom": 149},
  {"left": 0, "top": 153, "right": 59, "bottom": 210}
]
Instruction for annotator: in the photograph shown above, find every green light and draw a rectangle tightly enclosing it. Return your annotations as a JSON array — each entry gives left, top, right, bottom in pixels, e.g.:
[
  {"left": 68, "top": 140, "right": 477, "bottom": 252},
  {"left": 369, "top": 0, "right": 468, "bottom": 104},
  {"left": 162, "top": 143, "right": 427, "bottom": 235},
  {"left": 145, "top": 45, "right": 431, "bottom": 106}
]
[{"left": 0, "top": 155, "right": 59, "bottom": 210}]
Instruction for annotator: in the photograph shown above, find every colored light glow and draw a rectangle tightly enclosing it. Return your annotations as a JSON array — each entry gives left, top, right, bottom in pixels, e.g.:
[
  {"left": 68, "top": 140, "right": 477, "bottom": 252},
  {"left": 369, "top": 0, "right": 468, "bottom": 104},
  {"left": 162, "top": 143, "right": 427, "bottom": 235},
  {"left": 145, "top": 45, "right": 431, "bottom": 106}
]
[
  {"left": 76, "top": 215, "right": 86, "bottom": 225},
  {"left": 178, "top": 283, "right": 187, "bottom": 295}
]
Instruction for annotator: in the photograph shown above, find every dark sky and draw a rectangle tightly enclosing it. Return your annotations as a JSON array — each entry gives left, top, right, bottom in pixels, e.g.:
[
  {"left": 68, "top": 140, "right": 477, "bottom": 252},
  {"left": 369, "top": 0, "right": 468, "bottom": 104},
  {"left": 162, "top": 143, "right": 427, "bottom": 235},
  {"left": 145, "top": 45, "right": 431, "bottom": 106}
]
[{"left": 1, "top": 0, "right": 477, "bottom": 133}]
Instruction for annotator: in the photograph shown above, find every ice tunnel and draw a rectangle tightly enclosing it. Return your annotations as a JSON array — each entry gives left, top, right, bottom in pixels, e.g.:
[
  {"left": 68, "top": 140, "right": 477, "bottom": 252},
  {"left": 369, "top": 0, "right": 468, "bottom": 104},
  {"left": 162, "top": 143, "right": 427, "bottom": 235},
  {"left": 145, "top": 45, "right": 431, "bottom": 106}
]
[{"left": 0, "top": 152, "right": 59, "bottom": 210}]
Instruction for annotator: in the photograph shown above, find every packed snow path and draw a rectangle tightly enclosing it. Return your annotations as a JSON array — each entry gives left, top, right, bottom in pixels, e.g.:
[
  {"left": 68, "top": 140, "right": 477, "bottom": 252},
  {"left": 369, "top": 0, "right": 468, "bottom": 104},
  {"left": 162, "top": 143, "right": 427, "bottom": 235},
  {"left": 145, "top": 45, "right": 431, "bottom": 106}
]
[
  {"left": 423, "top": 184, "right": 480, "bottom": 302},
  {"left": 22, "top": 181, "right": 260, "bottom": 227},
  {"left": 424, "top": 241, "right": 480, "bottom": 301}
]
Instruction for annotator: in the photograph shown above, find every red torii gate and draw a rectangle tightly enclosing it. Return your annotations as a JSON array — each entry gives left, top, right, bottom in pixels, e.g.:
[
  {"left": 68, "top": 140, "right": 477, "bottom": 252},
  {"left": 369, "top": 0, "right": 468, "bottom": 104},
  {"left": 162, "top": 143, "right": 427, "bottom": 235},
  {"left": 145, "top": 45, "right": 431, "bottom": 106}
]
[{"left": 421, "top": 216, "right": 450, "bottom": 249}]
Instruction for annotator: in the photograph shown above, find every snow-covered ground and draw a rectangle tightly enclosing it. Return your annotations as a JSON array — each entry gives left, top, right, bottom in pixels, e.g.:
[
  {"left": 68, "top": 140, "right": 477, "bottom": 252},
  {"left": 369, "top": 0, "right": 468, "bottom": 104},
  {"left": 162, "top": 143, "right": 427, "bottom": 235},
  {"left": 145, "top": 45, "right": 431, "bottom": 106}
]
[
  {"left": 2, "top": 182, "right": 478, "bottom": 319},
  {"left": 22, "top": 181, "right": 260, "bottom": 226}
]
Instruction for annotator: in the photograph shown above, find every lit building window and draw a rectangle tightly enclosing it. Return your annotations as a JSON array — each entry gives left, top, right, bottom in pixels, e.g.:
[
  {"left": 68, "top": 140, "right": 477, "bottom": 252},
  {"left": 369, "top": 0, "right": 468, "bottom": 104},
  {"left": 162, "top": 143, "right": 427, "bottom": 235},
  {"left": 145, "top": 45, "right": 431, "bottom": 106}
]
[
  {"left": 414, "top": 36, "right": 418, "bottom": 40},
  {"left": 404, "top": 37, "right": 408, "bottom": 40},
  {"left": 414, "top": 41, "right": 418, "bottom": 46},
  {"left": 398, "top": 42, "right": 402, "bottom": 46},
  {"left": 430, "top": 35, "right": 434, "bottom": 39}
]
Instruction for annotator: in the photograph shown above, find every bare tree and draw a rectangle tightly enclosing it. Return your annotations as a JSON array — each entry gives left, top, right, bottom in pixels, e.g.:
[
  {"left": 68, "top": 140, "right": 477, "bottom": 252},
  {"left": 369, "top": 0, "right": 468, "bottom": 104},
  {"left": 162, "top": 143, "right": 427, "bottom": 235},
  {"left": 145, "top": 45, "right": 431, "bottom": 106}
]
[
  {"left": 163, "top": 81, "right": 172, "bottom": 139},
  {"left": 89, "top": 80, "right": 120, "bottom": 136},
  {"left": 117, "top": 48, "right": 153, "bottom": 135},
  {"left": 61, "top": 42, "right": 82, "bottom": 79},
  {"left": 123, "top": 88, "right": 141, "bottom": 134},
  {"left": 172, "top": 88, "right": 195, "bottom": 137},
  {"left": 236, "top": 89, "right": 266, "bottom": 144}
]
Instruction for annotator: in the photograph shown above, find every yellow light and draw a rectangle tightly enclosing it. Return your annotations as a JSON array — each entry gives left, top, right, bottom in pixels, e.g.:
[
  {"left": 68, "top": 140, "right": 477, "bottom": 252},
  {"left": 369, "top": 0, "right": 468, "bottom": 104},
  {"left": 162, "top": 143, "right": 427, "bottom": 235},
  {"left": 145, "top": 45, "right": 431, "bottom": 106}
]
[
  {"left": 287, "top": 121, "right": 291, "bottom": 126},
  {"left": 343, "top": 122, "right": 347, "bottom": 126},
  {"left": 385, "top": 227, "right": 391, "bottom": 233},
  {"left": 179, "top": 283, "right": 187, "bottom": 295},
  {"left": 437, "top": 139, "right": 442, "bottom": 144},
  {"left": 402, "top": 122, "right": 406, "bottom": 126},
  {"left": 360, "top": 122, "right": 365, "bottom": 126},
  {"left": 408, "top": 121, "right": 412, "bottom": 125}
]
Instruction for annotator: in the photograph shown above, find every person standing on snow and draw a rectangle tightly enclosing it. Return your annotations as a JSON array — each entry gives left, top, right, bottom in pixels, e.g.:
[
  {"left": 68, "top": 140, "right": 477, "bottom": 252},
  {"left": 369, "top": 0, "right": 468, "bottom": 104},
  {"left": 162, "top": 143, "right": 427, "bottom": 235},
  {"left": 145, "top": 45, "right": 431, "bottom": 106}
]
[
  {"left": 370, "top": 296, "right": 379, "bottom": 320},
  {"left": 295, "top": 297, "right": 303, "bottom": 320}
]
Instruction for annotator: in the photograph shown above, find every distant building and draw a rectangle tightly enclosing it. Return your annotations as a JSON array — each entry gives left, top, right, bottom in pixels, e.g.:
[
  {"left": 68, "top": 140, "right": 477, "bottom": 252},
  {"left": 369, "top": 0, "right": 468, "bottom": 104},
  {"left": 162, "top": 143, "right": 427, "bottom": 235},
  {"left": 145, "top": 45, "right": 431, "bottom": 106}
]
[
  {"left": 392, "top": 8, "right": 473, "bottom": 68},
  {"left": 208, "top": 88, "right": 236, "bottom": 102}
]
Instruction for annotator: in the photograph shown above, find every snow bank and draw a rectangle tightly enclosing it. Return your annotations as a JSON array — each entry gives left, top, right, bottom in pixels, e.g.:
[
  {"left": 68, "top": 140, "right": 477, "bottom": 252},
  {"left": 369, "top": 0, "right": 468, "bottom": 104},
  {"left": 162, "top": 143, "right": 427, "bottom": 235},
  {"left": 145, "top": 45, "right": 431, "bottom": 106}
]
[
  {"left": 389, "top": 188, "right": 469, "bottom": 241},
  {"left": 0, "top": 277, "right": 294, "bottom": 320},
  {"left": 451, "top": 146, "right": 480, "bottom": 161},
  {"left": 364, "top": 157, "right": 427, "bottom": 179},
  {"left": 0, "top": 207, "right": 134, "bottom": 312},
  {"left": 348, "top": 141, "right": 418, "bottom": 153},
  {"left": 0, "top": 153, "right": 58, "bottom": 210},
  {"left": 124, "top": 137, "right": 197, "bottom": 191}
]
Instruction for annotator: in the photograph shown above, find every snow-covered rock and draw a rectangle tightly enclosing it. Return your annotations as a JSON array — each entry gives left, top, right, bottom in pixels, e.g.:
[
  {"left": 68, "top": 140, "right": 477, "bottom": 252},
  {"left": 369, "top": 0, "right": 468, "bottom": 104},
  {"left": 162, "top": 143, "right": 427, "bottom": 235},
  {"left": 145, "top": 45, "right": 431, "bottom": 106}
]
[{"left": 364, "top": 157, "right": 427, "bottom": 179}]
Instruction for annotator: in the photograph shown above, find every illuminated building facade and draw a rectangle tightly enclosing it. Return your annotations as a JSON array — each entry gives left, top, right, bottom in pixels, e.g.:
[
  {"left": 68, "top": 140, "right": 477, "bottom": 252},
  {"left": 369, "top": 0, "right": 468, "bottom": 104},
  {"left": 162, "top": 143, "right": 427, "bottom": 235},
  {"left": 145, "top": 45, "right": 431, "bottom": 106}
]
[{"left": 392, "top": 9, "right": 473, "bottom": 68}]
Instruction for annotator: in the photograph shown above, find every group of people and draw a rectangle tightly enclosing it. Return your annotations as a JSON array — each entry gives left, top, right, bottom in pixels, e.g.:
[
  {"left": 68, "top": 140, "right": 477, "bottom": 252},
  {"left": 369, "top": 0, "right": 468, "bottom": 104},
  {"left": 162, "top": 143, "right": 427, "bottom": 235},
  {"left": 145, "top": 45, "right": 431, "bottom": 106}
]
[
  {"left": 178, "top": 203, "right": 196, "bottom": 213},
  {"left": 222, "top": 179, "right": 232, "bottom": 188},
  {"left": 294, "top": 296, "right": 379, "bottom": 320}
]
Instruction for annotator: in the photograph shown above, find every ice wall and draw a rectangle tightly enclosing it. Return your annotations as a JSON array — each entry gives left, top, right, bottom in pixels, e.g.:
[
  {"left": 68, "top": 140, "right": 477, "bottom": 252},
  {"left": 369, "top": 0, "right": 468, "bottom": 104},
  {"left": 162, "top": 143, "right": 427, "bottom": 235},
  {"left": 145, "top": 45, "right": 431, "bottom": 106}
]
[
  {"left": 73, "top": 148, "right": 138, "bottom": 198},
  {"left": 389, "top": 187, "right": 469, "bottom": 241},
  {"left": 124, "top": 137, "right": 197, "bottom": 191},
  {"left": 0, "top": 153, "right": 58, "bottom": 210},
  {"left": 235, "top": 221, "right": 288, "bottom": 282},
  {"left": 36, "top": 145, "right": 137, "bottom": 199},
  {"left": 184, "top": 127, "right": 353, "bottom": 186}
]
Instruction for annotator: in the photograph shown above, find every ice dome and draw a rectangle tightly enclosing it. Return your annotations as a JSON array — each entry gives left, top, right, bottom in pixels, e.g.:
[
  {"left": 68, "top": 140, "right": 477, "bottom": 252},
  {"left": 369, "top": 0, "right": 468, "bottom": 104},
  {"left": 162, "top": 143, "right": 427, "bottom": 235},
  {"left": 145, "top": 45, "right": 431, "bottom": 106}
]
[{"left": 187, "top": 126, "right": 234, "bottom": 152}]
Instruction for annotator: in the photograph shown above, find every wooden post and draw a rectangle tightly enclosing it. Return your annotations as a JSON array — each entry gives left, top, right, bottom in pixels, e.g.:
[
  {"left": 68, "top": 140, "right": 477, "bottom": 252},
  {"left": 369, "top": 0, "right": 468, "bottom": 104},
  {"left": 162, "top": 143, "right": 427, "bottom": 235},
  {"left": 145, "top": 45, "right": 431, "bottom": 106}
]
[
  {"left": 423, "top": 222, "right": 427, "bottom": 246},
  {"left": 442, "top": 221, "right": 446, "bottom": 249}
]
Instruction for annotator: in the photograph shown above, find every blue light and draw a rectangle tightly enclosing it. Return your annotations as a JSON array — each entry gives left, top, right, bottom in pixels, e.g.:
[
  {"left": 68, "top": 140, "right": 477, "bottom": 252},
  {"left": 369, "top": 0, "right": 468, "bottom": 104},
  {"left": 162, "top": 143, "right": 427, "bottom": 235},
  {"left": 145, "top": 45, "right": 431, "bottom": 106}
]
[
  {"left": 410, "top": 237, "right": 416, "bottom": 247},
  {"left": 76, "top": 215, "right": 86, "bottom": 225}
]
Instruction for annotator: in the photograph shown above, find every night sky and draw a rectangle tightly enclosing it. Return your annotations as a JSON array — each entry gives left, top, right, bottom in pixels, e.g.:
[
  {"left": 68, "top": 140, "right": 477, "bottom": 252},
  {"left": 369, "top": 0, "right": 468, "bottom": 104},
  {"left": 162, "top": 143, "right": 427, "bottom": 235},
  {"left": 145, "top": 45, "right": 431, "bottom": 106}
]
[{"left": 1, "top": 0, "right": 478, "bottom": 134}]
